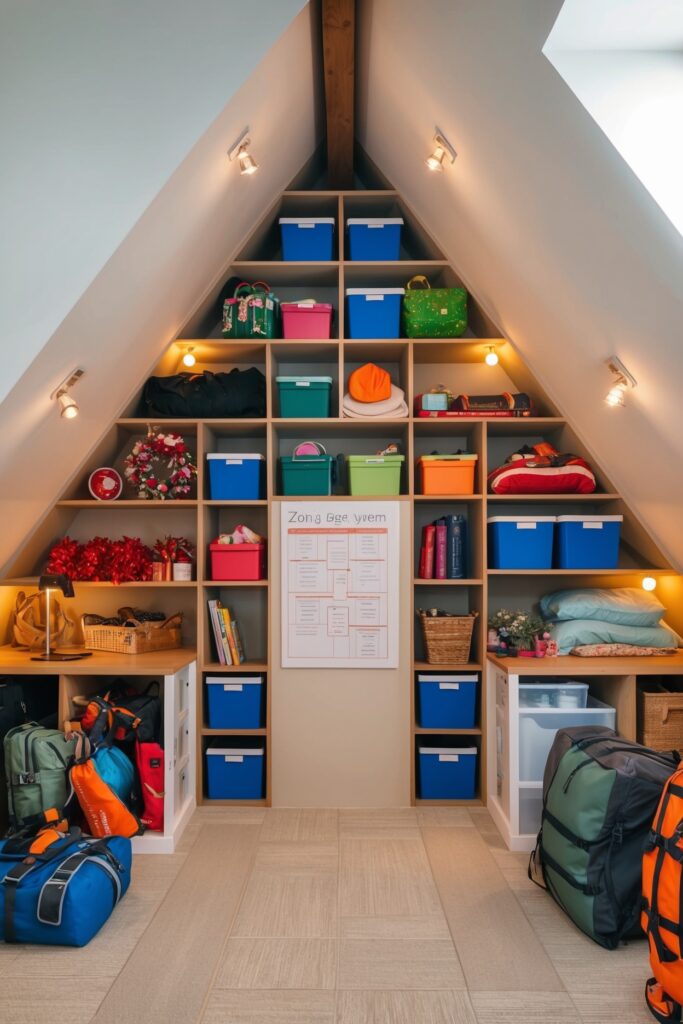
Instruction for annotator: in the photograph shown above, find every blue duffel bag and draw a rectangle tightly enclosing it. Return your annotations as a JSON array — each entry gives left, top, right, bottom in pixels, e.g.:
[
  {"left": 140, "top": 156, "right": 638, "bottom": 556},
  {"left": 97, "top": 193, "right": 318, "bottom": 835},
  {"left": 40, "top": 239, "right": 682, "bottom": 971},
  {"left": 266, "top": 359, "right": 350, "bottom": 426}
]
[{"left": 0, "top": 826, "right": 132, "bottom": 946}]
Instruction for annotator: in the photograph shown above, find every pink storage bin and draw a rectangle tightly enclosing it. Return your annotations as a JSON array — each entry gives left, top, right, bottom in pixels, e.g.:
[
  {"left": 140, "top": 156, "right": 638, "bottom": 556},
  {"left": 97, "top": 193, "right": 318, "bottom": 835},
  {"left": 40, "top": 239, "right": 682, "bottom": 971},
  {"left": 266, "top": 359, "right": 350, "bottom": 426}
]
[
  {"left": 209, "top": 541, "right": 266, "bottom": 581},
  {"left": 281, "top": 301, "right": 333, "bottom": 340}
]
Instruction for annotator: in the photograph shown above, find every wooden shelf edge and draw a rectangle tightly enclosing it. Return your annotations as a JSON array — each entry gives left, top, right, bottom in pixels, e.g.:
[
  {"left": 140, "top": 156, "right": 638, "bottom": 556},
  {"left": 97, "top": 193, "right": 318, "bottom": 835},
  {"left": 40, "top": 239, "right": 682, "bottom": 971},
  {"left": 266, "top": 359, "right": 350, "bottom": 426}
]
[
  {"left": 413, "top": 578, "right": 483, "bottom": 586},
  {"left": 413, "top": 727, "right": 482, "bottom": 735},
  {"left": 201, "top": 728, "right": 267, "bottom": 736},
  {"left": 199, "top": 798, "right": 268, "bottom": 806}
]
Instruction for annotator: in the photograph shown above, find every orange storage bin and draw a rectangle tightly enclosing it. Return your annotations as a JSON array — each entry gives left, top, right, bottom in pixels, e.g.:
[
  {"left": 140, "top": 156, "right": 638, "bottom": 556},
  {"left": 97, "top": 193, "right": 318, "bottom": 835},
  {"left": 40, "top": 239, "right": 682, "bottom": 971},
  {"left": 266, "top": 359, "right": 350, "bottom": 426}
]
[{"left": 417, "top": 455, "right": 478, "bottom": 495}]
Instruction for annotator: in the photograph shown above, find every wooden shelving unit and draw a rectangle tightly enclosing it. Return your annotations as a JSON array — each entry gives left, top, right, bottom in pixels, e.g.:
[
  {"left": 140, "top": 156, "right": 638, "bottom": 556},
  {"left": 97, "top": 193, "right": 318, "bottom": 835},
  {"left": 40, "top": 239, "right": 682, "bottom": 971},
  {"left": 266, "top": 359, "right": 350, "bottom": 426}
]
[{"left": 1, "top": 180, "right": 678, "bottom": 812}]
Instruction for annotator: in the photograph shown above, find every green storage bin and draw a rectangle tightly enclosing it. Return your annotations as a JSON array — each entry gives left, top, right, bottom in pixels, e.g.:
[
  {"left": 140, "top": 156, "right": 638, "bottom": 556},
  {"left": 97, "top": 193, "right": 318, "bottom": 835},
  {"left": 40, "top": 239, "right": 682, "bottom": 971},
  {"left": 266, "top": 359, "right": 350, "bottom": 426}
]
[
  {"left": 276, "top": 376, "right": 332, "bottom": 418},
  {"left": 280, "top": 455, "right": 335, "bottom": 495},
  {"left": 347, "top": 454, "right": 405, "bottom": 495}
]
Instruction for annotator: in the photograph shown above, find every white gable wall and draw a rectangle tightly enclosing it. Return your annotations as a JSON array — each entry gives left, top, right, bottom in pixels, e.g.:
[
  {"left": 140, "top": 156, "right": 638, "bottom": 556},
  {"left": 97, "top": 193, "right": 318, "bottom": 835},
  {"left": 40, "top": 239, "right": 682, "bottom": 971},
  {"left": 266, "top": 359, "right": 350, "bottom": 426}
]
[{"left": 357, "top": 0, "right": 683, "bottom": 569}]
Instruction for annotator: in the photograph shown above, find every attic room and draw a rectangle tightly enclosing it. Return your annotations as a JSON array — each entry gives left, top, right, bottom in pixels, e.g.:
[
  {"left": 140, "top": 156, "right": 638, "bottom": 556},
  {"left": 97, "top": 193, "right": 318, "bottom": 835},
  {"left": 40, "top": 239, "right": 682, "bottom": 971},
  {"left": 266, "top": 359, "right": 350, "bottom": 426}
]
[{"left": 1, "top": 0, "right": 683, "bottom": 1021}]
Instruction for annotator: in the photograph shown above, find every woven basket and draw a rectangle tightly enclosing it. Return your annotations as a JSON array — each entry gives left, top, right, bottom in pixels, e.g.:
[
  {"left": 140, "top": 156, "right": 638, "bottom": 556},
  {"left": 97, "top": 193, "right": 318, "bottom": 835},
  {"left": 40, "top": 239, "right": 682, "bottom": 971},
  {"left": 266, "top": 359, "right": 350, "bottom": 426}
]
[
  {"left": 638, "top": 683, "right": 683, "bottom": 750},
  {"left": 82, "top": 613, "right": 182, "bottom": 655},
  {"left": 418, "top": 611, "right": 478, "bottom": 664}
]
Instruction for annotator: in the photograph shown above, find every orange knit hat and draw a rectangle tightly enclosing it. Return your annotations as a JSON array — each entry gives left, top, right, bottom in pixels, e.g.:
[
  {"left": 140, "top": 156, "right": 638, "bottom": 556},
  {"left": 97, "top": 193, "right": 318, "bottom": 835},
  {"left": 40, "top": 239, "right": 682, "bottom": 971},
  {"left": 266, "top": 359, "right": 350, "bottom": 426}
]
[{"left": 348, "top": 362, "right": 391, "bottom": 403}]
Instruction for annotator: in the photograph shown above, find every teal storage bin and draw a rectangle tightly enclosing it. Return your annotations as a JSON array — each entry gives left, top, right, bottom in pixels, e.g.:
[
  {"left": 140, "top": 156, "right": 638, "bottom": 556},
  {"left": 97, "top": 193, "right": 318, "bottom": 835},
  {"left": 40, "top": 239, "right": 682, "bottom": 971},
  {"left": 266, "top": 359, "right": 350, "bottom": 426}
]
[
  {"left": 347, "top": 454, "right": 404, "bottom": 495},
  {"left": 280, "top": 454, "right": 335, "bottom": 495},
  {"left": 276, "top": 376, "right": 332, "bottom": 418}
]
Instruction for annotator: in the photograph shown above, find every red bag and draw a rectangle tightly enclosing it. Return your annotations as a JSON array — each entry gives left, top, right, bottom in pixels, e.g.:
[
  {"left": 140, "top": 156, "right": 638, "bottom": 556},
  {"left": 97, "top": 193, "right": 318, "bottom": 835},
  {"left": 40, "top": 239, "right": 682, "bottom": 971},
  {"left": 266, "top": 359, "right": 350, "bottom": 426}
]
[
  {"left": 135, "top": 742, "right": 164, "bottom": 832},
  {"left": 488, "top": 443, "right": 596, "bottom": 495}
]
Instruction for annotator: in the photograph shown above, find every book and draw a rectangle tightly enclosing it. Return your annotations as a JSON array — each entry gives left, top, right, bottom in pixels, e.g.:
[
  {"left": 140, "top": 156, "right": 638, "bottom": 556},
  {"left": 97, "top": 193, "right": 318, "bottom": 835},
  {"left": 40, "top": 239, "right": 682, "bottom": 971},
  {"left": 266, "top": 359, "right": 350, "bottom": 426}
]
[
  {"left": 416, "top": 409, "right": 530, "bottom": 418},
  {"left": 230, "top": 620, "right": 246, "bottom": 664},
  {"left": 207, "top": 599, "right": 228, "bottom": 665},
  {"left": 215, "top": 602, "right": 233, "bottom": 665},
  {"left": 446, "top": 514, "right": 467, "bottom": 579},
  {"left": 418, "top": 525, "right": 429, "bottom": 578},
  {"left": 421, "top": 524, "right": 436, "bottom": 579},
  {"left": 220, "top": 606, "right": 240, "bottom": 665},
  {"left": 435, "top": 519, "right": 447, "bottom": 579}
]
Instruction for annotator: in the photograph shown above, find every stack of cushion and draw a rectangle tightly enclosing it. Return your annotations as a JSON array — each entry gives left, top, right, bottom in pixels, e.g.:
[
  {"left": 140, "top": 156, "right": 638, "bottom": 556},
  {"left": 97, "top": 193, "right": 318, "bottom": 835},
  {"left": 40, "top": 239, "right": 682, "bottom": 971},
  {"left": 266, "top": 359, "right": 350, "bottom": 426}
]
[
  {"left": 540, "top": 588, "right": 680, "bottom": 656},
  {"left": 343, "top": 362, "right": 408, "bottom": 419}
]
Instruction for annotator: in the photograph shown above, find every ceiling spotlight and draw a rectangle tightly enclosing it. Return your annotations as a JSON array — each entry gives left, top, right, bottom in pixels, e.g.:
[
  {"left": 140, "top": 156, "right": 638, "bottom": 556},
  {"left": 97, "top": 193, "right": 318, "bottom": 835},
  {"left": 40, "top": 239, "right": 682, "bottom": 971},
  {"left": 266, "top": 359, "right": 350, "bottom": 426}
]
[
  {"left": 182, "top": 348, "right": 196, "bottom": 368},
  {"left": 642, "top": 576, "right": 657, "bottom": 592},
  {"left": 228, "top": 127, "right": 258, "bottom": 176},
  {"left": 605, "top": 356, "right": 636, "bottom": 408},
  {"left": 426, "top": 130, "right": 456, "bottom": 172},
  {"left": 50, "top": 368, "right": 84, "bottom": 421},
  {"left": 484, "top": 346, "right": 499, "bottom": 367}
]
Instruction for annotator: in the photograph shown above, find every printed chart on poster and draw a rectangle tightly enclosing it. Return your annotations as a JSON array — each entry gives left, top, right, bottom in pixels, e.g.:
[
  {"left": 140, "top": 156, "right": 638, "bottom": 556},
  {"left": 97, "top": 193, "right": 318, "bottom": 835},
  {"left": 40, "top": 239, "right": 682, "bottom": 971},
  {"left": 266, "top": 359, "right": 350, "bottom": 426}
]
[{"left": 281, "top": 501, "right": 400, "bottom": 669}]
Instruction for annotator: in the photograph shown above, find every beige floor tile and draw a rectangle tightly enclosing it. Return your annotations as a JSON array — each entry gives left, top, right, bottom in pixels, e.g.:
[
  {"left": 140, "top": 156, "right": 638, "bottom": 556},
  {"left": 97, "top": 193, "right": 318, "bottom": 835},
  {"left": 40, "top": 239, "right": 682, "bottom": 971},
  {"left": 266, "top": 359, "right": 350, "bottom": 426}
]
[
  {"left": 340, "top": 914, "right": 451, "bottom": 940},
  {"left": 215, "top": 937, "right": 337, "bottom": 989},
  {"left": 259, "top": 808, "right": 338, "bottom": 842},
  {"left": 339, "top": 837, "right": 442, "bottom": 917},
  {"left": 339, "top": 808, "right": 420, "bottom": 838},
  {"left": 422, "top": 827, "right": 562, "bottom": 992},
  {"left": 254, "top": 841, "right": 339, "bottom": 871},
  {"left": 90, "top": 824, "right": 260, "bottom": 1024},
  {"left": 0, "top": 977, "right": 113, "bottom": 1023},
  {"left": 338, "top": 938, "right": 466, "bottom": 990},
  {"left": 417, "top": 808, "right": 474, "bottom": 828},
  {"left": 192, "top": 806, "right": 267, "bottom": 825},
  {"left": 470, "top": 990, "right": 582, "bottom": 1023},
  {"left": 232, "top": 868, "right": 338, "bottom": 937},
  {"left": 336, "top": 989, "right": 477, "bottom": 1023},
  {"left": 571, "top": 991, "right": 654, "bottom": 1024},
  {"left": 201, "top": 989, "right": 335, "bottom": 1024}
]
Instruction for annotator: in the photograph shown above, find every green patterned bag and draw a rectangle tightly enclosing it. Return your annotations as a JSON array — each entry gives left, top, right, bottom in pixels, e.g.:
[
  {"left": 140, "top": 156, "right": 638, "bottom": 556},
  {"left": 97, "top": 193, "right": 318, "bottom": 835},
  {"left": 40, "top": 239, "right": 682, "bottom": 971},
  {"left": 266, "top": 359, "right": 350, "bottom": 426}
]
[
  {"left": 401, "top": 275, "right": 467, "bottom": 338},
  {"left": 222, "top": 281, "right": 280, "bottom": 339}
]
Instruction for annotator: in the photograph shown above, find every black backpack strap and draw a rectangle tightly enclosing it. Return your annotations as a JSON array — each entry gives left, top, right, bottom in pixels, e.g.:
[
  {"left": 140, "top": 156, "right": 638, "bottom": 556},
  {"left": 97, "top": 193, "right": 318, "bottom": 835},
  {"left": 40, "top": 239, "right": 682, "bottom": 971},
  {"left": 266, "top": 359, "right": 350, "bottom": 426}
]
[
  {"left": 37, "top": 842, "right": 124, "bottom": 927},
  {"left": 2, "top": 829, "right": 82, "bottom": 941}
]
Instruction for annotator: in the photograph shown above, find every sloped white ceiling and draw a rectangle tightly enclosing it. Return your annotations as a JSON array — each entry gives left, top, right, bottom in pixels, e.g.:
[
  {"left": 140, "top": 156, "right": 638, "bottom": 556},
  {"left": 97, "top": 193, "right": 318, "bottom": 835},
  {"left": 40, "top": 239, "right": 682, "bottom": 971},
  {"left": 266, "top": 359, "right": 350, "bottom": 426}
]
[
  {"left": 0, "top": 4, "right": 321, "bottom": 573},
  {"left": 0, "top": 0, "right": 308, "bottom": 404},
  {"left": 357, "top": 0, "right": 683, "bottom": 570}
]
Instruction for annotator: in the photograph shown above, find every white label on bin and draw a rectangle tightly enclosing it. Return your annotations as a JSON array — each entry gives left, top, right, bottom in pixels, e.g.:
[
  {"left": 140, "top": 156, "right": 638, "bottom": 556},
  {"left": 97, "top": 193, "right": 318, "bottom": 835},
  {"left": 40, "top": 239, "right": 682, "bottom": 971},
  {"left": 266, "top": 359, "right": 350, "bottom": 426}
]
[
  {"left": 226, "top": 459, "right": 243, "bottom": 466},
  {"left": 439, "top": 683, "right": 460, "bottom": 690},
  {"left": 367, "top": 224, "right": 384, "bottom": 229},
  {"left": 516, "top": 523, "right": 537, "bottom": 530},
  {"left": 297, "top": 223, "right": 315, "bottom": 228},
  {"left": 439, "top": 754, "right": 460, "bottom": 762},
  {"left": 295, "top": 381, "right": 311, "bottom": 387},
  {"left": 365, "top": 295, "right": 384, "bottom": 301},
  {"left": 365, "top": 458, "right": 384, "bottom": 464},
  {"left": 223, "top": 684, "right": 244, "bottom": 692},
  {"left": 583, "top": 522, "right": 603, "bottom": 529},
  {"left": 224, "top": 755, "right": 244, "bottom": 763}
]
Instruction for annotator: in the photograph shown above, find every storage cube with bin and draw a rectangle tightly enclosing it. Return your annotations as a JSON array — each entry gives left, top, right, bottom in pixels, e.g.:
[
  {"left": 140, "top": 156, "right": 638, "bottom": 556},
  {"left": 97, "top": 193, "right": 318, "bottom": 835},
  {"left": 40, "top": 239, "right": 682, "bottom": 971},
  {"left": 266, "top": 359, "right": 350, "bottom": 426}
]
[
  {"left": 281, "top": 301, "right": 333, "bottom": 340},
  {"left": 279, "top": 217, "right": 335, "bottom": 261},
  {"left": 417, "top": 746, "right": 478, "bottom": 799},
  {"left": 417, "top": 454, "right": 478, "bottom": 496},
  {"left": 276, "top": 376, "right": 332, "bottom": 418},
  {"left": 488, "top": 516, "right": 555, "bottom": 569},
  {"left": 417, "top": 673, "right": 478, "bottom": 729},
  {"left": 280, "top": 452, "right": 335, "bottom": 496},
  {"left": 209, "top": 541, "right": 266, "bottom": 581},
  {"left": 207, "top": 454, "right": 265, "bottom": 500},
  {"left": 345, "top": 288, "right": 404, "bottom": 339},
  {"left": 347, "top": 454, "right": 404, "bottom": 495},
  {"left": 346, "top": 218, "right": 403, "bottom": 261},
  {"left": 206, "top": 675, "right": 265, "bottom": 729},
  {"left": 205, "top": 742, "right": 265, "bottom": 799},
  {"left": 555, "top": 515, "right": 623, "bottom": 569}
]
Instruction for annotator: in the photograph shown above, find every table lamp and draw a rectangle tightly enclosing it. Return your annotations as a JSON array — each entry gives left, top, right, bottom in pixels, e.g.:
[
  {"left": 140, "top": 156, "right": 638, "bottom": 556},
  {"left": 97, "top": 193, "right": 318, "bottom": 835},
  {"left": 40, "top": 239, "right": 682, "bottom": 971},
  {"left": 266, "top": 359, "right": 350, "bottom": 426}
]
[{"left": 31, "top": 574, "right": 92, "bottom": 662}]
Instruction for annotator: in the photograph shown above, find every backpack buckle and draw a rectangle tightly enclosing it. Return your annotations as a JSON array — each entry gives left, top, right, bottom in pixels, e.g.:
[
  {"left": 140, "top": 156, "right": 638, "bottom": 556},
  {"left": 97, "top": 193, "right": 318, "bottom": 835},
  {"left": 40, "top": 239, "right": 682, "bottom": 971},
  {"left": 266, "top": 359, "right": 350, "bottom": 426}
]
[{"left": 17, "top": 772, "right": 35, "bottom": 785}]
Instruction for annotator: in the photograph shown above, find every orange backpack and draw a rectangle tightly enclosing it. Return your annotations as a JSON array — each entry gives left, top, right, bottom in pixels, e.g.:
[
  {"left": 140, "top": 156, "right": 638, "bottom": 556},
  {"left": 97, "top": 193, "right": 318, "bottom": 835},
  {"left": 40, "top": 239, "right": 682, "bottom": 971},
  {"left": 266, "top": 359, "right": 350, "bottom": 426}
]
[
  {"left": 642, "top": 766, "right": 683, "bottom": 1022},
  {"left": 69, "top": 735, "right": 142, "bottom": 840}
]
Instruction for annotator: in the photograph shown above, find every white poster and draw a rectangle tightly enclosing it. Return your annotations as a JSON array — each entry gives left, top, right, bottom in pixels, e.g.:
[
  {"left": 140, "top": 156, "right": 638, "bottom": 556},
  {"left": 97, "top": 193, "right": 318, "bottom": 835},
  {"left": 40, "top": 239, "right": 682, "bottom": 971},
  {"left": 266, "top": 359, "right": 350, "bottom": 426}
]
[{"left": 281, "top": 501, "right": 400, "bottom": 669}]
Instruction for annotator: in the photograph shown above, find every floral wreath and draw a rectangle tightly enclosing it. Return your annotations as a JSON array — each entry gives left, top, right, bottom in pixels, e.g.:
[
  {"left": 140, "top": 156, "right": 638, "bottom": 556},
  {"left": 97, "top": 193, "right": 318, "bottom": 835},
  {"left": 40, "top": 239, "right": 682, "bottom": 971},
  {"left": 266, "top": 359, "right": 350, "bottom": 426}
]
[{"left": 124, "top": 429, "right": 197, "bottom": 500}]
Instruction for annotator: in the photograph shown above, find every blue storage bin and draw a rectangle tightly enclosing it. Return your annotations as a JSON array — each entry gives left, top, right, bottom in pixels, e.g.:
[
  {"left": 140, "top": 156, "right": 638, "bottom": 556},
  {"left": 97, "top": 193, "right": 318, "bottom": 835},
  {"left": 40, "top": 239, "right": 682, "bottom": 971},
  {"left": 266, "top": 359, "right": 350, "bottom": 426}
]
[
  {"left": 347, "top": 218, "right": 404, "bottom": 261},
  {"left": 345, "top": 288, "right": 404, "bottom": 339},
  {"left": 417, "top": 674, "right": 478, "bottom": 729},
  {"left": 488, "top": 516, "right": 555, "bottom": 570},
  {"left": 418, "top": 746, "right": 477, "bottom": 799},
  {"left": 279, "top": 217, "right": 334, "bottom": 261},
  {"left": 207, "top": 453, "right": 265, "bottom": 500},
  {"left": 205, "top": 744, "right": 265, "bottom": 799},
  {"left": 206, "top": 676, "right": 265, "bottom": 729},
  {"left": 555, "top": 515, "right": 623, "bottom": 569}
]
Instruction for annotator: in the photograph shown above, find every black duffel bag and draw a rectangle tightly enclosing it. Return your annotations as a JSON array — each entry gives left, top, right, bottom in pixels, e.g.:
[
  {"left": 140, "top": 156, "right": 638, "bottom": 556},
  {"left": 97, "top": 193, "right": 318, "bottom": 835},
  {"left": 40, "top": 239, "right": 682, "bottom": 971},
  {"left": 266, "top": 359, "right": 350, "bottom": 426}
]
[{"left": 142, "top": 368, "right": 266, "bottom": 418}]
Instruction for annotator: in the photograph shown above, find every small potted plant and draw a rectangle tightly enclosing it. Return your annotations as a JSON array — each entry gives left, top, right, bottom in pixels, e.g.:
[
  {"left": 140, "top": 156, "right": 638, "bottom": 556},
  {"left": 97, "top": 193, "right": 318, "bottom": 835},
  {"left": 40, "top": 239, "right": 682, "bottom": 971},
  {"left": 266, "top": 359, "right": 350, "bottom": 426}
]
[
  {"left": 488, "top": 609, "right": 516, "bottom": 652},
  {"left": 507, "top": 612, "right": 547, "bottom": 657}
]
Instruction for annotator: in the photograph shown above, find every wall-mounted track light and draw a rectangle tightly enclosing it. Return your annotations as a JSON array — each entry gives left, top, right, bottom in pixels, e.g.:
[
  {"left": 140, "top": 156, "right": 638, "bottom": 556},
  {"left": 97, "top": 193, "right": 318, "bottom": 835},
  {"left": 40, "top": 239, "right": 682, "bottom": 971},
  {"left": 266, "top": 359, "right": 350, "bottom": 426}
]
[
  {"left": 50, "top": 368, "right": 84, "bottom": 420},
  {"left": 228, "top": 127, "right": 259, "bottom": 176},
  {"left": 605, "top": 356, "right": 637, "bottom": 408},
  {"left": 426, "top": 129, "right": 456, "bottom": 172}
]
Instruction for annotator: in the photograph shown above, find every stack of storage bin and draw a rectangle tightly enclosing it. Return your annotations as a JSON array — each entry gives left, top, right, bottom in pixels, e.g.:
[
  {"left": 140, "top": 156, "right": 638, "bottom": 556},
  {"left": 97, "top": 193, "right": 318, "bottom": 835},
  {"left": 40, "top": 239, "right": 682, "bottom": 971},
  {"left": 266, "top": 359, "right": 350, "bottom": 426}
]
[{"left": 487, "top": 514, "right": 623, "bottom": 569}]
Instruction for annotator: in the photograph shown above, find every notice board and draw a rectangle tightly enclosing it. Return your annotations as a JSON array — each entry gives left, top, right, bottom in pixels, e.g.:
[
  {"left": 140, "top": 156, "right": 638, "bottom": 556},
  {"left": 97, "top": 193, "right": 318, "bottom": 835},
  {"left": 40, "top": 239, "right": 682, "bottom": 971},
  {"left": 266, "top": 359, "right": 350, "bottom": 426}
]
[{"left": 280, "top": 501, "right": 400, "bottom": 669}]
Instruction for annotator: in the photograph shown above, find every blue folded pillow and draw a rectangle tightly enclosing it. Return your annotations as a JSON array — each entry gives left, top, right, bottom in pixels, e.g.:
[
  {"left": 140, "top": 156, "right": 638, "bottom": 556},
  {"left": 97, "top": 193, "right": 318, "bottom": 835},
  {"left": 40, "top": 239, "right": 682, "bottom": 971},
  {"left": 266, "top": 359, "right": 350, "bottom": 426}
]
[
  {"left": 540, "top": 588, "right": 665, "bottom": 627},
  {"left": 550, "top": 618, "right": 677, "bottom": 655}
]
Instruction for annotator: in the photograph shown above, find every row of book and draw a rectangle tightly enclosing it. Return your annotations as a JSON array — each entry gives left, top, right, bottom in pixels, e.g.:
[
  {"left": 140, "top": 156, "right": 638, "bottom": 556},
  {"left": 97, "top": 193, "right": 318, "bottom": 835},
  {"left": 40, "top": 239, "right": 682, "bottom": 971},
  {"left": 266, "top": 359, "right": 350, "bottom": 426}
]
[
  {"left": 208, "top": 599, "right": 245, "bottom": 665},
  {"left": 418, "top": 514, "right": 468, "bottom": 579}
]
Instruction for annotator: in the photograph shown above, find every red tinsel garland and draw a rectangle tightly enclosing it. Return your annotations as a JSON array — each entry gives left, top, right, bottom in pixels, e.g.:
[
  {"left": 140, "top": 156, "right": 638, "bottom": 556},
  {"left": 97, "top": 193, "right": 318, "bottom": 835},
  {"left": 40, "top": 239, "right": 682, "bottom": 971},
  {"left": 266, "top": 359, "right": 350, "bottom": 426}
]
[{"left": 46, "top": 535, "right": 153, "bottom": 584}]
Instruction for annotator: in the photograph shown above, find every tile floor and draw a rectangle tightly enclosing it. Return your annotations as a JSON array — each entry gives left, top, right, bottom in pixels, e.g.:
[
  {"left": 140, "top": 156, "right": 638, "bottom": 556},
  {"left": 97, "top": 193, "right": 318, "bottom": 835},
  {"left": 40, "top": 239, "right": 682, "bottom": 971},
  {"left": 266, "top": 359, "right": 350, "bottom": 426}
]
[{"left": 0, "top": 806, "right": 654, "bottom": 1023}]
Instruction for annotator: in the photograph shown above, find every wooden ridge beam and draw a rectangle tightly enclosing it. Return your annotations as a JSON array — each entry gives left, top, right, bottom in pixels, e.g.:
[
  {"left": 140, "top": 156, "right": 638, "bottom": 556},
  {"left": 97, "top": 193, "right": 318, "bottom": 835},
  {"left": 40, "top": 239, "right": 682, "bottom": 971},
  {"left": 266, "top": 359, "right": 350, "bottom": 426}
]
[{"left": 322, "top": 0, "right": 355, "bottom": 187}]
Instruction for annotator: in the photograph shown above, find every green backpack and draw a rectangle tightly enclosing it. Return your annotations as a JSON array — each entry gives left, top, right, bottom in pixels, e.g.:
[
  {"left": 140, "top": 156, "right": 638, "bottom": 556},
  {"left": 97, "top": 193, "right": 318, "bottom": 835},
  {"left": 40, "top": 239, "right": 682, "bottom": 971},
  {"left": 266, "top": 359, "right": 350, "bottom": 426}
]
[{"left": 4, "top": 724, "right": 78, "bottom": 826}]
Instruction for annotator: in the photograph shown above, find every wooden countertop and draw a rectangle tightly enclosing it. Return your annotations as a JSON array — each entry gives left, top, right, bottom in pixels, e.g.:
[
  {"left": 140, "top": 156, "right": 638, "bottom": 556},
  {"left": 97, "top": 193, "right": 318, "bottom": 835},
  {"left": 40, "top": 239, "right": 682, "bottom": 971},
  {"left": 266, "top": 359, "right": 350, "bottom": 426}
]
[
  {"left": 487, "top": 651, "right": 683, "bottom": 676},
  {"left": 0, "top": 646, "right": 197, "bottom": 675}
]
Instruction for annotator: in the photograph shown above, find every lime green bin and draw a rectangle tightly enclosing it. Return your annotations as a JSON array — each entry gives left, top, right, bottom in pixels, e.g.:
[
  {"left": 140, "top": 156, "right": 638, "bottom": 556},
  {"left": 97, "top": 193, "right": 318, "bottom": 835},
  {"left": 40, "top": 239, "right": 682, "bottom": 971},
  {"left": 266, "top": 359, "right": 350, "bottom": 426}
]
[{"left": 347, "top": 454, "right": 405, "bottom": 496}]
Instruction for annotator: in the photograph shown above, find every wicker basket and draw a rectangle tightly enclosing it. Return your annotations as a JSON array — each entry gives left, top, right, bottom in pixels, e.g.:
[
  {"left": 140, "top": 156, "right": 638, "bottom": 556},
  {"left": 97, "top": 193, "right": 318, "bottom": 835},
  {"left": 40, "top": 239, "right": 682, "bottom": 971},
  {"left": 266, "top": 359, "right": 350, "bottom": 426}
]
[
  {"left": 638, "top": 682, "right": 683, "bottom": 750},
  {"left": 82, "top": 613, "right": 182, "bottom": 655},
  {"left": 418, "top": 611, "right": 478, "bottom": 664}
]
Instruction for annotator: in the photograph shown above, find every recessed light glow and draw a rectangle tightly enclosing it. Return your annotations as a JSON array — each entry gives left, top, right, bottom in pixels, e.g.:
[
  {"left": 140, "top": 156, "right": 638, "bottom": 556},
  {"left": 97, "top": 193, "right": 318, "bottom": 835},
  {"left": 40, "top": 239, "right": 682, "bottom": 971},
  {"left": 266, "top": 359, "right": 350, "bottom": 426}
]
[
  {"left": 642, "top": 576, "right": 657, "bottom": 591},
  {"left": 485, "top": 346, "right": 499, "bottom": 367},
  {"left": 182, "top": 349, "right": 196, "bottom": 368}
]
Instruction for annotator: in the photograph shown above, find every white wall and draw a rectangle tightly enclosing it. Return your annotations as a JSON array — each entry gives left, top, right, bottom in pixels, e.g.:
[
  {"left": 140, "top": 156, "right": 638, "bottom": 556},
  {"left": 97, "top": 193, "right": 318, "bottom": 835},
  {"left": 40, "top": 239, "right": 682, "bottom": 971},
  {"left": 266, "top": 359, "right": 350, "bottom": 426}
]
[
  {"left": 0, "top": 0, "right": 307, "bottom": 403},
  {"left": 0, "top": 4, "right": 321, "bottom": 571},
  {"left": 357, "top": 0, "right": 683, "bottom": 570}
]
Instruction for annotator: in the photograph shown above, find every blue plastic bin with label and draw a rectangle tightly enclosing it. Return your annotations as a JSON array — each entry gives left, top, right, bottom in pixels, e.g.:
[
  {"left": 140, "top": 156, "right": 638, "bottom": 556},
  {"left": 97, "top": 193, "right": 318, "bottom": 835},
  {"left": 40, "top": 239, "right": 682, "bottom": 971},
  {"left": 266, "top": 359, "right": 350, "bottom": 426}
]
[
  {"left": 345, "top": 288, "right": 405, "bottom": 338},
  {"left": 487, "top": 515, "right": 555, "bottom": 570},
  {"left": 207, "top": 453, "right": 265, "bottom": 500},
  {"left": 417, "top": 674, "right": 478, "bottom": 729},
  {"left": 347, "top": 218, "right": 404, "bottom": 260},
  {"left": 205, "top": 744, "right": 265, "bottom": 799},
  {"left": 279, "top": 217, "right": 335, "bottom": 261},
  {"left": 418, "top": 746, "right": 477, "bottom": 799},
  {"left": 206, "top": 676, "right": 265, "bottom": 729},
  {"left": 555, "top": 515, "right": 623, "bottom": 569}
]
